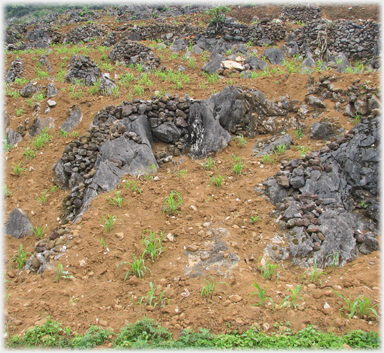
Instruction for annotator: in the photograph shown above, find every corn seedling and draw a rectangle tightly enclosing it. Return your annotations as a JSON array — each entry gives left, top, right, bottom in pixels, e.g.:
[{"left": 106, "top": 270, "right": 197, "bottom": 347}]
[
  {"left": 206, "top": 73, "right": 219, "bottom": 84},
  {"left": 54, "top": 263, "right": 73, "bottom": 282},
  {"left": 72, "top": 131, "right": 79, "bottom": 138},
  {"left": 332, "top": 289, "right": 377, "bottom": 319},
  {"left": 32, "top": 128, "right": 51, "bottom": 150},
  {"left": 107, "top": 191, "right": 124, "bottom": 207},
  {"left": 295, "top": 128, "right": 304, "bottom": 139},
  {"left": 274, "top": 144, "right": 287, "bottom": 155},
  {"left": 279, "top": 285, "right": 302, "bottom": 309},
  {"left": 33, "top": 92, "right": 45, "bottom": 102},
  {"left": 4, "top": 140, "right": 12, "bottom": 152},
  {"left": 37, "top": 189, "right": 49, "bottom": 205},
  {"left": 16, "top": 108, "right": 24, "bottom": 117},
  {"left": 250, "top": 215, "right": 261, "bottom": 223},
  {"left": 102, "top": 215, "right": 120, "bottom": 232},
  {"left": 163, "top": 191, "right": 183, "bottom": 215},
  {"left": 325, "top": 251, "right": 340, "bottom": 270},
  {"left": 12, "top": 162, "right": 26, "bottom": 177},
  {"left": 4, "top": 184, "right": 11, "bottom": 197},
  {"left": 201, "top": 275, "right": 228, "bottom": 301},
  {"left": 232, "top": 161, "right": 243, "bottom": 175},
  {"left": 125, "top": 180, "right": 142, "bottom": 193},
  {"left": 117, "top": 253, "right": 150, "bottom": 279},
  {"left": 32, "top": 225, "right": 47, "bottom": 239},
  {"left": 11, "top": 245, "right": 30, "bottom": 270},
  {"left": 170, "top": 53, "right": 179, "bottom": 60},
  {"left": 175, "top": 169, "right": 187, "bottom": 179},
  {"left": 210, "top": 175, "right": 224, "bottom": 187},
  {"left": 306, "top": 259, "right": 326, "bottom": 283},
  {"left": 250, "top": 282, "right": 275, "bottom": 309},
  {"left": 260, "top": 259, "right": 279, "bottom": 280},
  {"left": 59, "top": 129, "right": 68, "bottom": 138},
  {"left": 142, "top": 230, "right": 164, "bottom": 262},
  {"left": 133, "top": 85, "right": 144, "bottom": 96},
  {"left": 24, "top": 147, "right": 37, "bottom": 160},
  {"left": 201, "top": 157, "right": 216, "bottom": 170},
  {"left": 234, "top": 134, "right": 247, "bottom": 148},
  {"left": 296, "top": 145, "right": 311, "bottom": 158}
]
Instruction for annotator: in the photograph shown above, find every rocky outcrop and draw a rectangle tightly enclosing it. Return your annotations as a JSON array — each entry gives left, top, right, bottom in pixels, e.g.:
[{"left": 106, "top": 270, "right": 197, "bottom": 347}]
[
  {"left": 65, "top": 55, "right": 103, "bottom": 86},
  {"left": 262, "top": 117, "right": 380, "bottom": 268},
  {"left": 108, "top": 39, "right": 161, "bottom": 71},
  {"left": 63, "top": 23, "right": 107, "bottom": 44},
  {"left": 5, "top": 59, "right": 24, "bottom": 83},
  {"left": 61, "top": 106, "right": 82, "bottom": 132}
]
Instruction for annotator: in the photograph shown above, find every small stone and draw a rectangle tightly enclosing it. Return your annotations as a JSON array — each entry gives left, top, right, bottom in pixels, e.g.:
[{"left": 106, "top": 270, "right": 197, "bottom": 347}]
[
  {"left": 185, "top": 245, "right": 198, "bottom": 252},
  {"left": 99, "top": 320, "right": 108, "bottom": 327},
  {"left": 262, "top": 323, "right": 270, "bottom": 332},
  {"left": 47, "top": 99, "right": 57, "bottom": 107},
  {"left": 230, "top": 294, "right": 242, "bottom": 303}
]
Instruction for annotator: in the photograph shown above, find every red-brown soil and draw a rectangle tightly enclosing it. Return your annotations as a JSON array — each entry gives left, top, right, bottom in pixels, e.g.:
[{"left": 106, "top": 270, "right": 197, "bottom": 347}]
[{"left": 3, "top": 4, "right": 381, "bottom": 342}]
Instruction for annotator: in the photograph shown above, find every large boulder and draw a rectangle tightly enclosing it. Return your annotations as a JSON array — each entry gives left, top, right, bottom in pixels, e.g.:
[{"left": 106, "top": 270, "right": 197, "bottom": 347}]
[
  {"left": 202, "top": 53, "right": 224, "bottom": 75},
  {"left": 65, "top": 55, "right": 103, "bottom": 86},
  {"left": 19, "top": 82, "right": 37, "bottom": 98},
  {"left": 245, "top": 56, "right": 268, "bottom": 71},
  {"left": 152, "top": 122, "right": 181, "bottom": 143},
  {"left": 262, "top": 48, "right": 285, "bottom": 65},
  {"left": 207, "top": 86, "right": 246, "bottom": 132},
  {"left": 6, "top": 129, "right": 23, "bottom": 147},
  {"left": 185, "top": 101, "right": 231, "bottom": 159},
  {"left": 4, "top": 208, "right": 33, "bottom": 239}
]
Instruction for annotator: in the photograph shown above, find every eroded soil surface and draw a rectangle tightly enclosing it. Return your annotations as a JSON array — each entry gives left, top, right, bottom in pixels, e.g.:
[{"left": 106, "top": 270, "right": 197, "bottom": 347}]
[{"left": 3, "top": 4, "right": 380, "bottom": 342}]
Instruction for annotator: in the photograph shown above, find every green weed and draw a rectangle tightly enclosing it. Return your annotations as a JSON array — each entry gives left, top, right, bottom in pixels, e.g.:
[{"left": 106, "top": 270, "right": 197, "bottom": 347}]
[
  {"left": 295, "top": 128, "right": 304, "bottom": 139},
  {"left": 4, "top": 184, "right": 11, "bottom": 197},
  {"left": 125, "top": 180, "right": 142, "bottom": 193},
  {"left": 107, "top": 191, "right": 124, "bottom": 207},
  {"left": 24, "top": 148, "right": 37, "bottom": 159},
  {"left": 249, "top": 215, "right": 261, "bottom": 223},
  {"left": 260, "top": 259, "right": 279, "bottom": 280},
  {"left": 232, "top": 161, "right": 243, "bottom": 175},
  {"left": 37, "top": 189, "right": 49, "bottom": 205}
]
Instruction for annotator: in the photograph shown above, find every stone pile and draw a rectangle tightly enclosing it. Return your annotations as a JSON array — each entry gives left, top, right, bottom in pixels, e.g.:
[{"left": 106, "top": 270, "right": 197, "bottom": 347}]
[
  {"left": 24, "top": 228, "right": 73, "bottom": 273},
  {"left": 261, "top": 116, "right": 379, "bottom": 268},
  {"left": 286, "top": 19, "right": 380, "bottom": 62},
  {"left": 305, "top": 74, "right": 380, "bottom": 119},
  {"left": 118, "top": 24, "right": 202, "bottom": 46},
  {"left": 63, "top": 24, "right": 107, "bottom": 44},
  {"left": 65, "top": 9, "right": 101, "bottom": 24},
  {"left": 279, "top": 4, "right": 321, "bottom": 23},
  {"left": 65, "top": 54, "right": 103, "bottom": 85},
  {"left": 5, "top": 59, "right": 24, "bottom": 82},
  {"left": 108, "top": 38, "right": 161, "bottom": 71},
  {"left": 200, "top": 18, "right": 287, "bottom": 46}
]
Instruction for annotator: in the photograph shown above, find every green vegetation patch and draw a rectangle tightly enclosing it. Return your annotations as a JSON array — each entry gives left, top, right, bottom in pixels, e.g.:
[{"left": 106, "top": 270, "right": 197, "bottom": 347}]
[{"left": 7, "top": 317, "right": 380, "bottom": 349}]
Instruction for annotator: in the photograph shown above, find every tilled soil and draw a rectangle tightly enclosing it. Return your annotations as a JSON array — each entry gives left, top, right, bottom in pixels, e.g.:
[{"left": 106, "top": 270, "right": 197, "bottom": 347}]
[{"left": 3, "top": 4, "right": 381, "bottom": 341}]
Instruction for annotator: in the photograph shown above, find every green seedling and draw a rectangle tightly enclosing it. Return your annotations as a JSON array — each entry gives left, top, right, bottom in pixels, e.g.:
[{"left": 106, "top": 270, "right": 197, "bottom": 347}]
[
  {"left": 355, "top": 296, "right": 379, "bottom": 320},
  {"left": 72, "top": 131, "right": 79, "bottom": 138},
  {"left": 210, "top": 175, "right": 224, "bottom": 187},
  {"left": 234, "top": 134, "right": 247, "bottom": 148},
  {"left": 4, "top": 184, "right": 11, "bottom": 197},
  {"left": 279, "top": 285, "right": 302, "bottom": 309},
  {"left": 232, "top": 161, "right": 243, "bottom": 175},
  {"left": 32, "top": 225, "right": 47, "bottom": 239},
  {"left": 274, "top": 144, "right": 287, "bottom": 155},
  {"left": 107, "top": 191, "right": 124, "bottom": 207},
  {"left": 37, "top": 189, "right": 49, "bottom": 205},
  {"left": 101, "top": 215, "right": 121, "bottom": 232},
  {"left": 296, "top": 145, "right": 311, "bottom": 158},
  {"left": 295, "top": 128, "right": 304, "bottom": 139},
  {"left": 175, "top": 169, "right": 187, "bottom": 179},
  {"left": 11, "top": 245, "right": 30, "bottom": 270},
  {"left": 333, "top": 290, "right": 360, "bottom": 319},
  {"left": 250, "top": 282, "right": 275, "bottom": 309},
  {"left": 305, "top": 259, "right": 326, "bottom": 283},
  {"left": 16, "top": 108, "right": 24, "bottom": 117},
  {"left": 250, "top": 215, "right": 261, "bottom": 223},
  {"left": 201, "top": 275, "right": 228, "bottom": 301},
  {"left": 59, "top": 129, "right": 68, "bottom": 138},
  {"left": 4, "top": 140, "right": 12, "bottom": 152},
  {"left": 260, "top": 259, "right": 279, "bottom": 280},
  {"left": 262, "top": 154, "right": 273, "bottom": 164},
  {"left": 24, "top": 147, "right": 37, "bottom": 159},
  {"left": 163, "top": 191, "right": 183, "bottom": 215},
  {"left": 325, "top": 251, "right": 339, "bottom": 270},
  {"left": 142, "top": 230, "right": 164, "bottom": 262},
  {"left": 354, "top": 113, "right": 362, "bottom": 125},
  {"left": 117, "top": 253, "right": 150, "bottom": 279},
  {"left": 201, "top": 157, "right": 216, "bottom": 170},
  {"left": 125, "top": 180, "right": 142, "bottom": 193},
  {"left": 54, "top": 263, "right": 73, "bottom": 282},
  {"left": 32, "top": 128, "right": 51, "bottom": 150},
  {"left": 12, "top": 162, "right": 27, "bottom": 177},
  {"left": 100, "top": 238, "right": 106, "bottom": 248}
]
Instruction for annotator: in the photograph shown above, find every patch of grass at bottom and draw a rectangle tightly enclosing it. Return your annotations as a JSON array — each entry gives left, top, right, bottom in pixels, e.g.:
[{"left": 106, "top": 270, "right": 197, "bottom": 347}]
[{"left": 7, "top": 318, "right": 380, "bottom": 349}]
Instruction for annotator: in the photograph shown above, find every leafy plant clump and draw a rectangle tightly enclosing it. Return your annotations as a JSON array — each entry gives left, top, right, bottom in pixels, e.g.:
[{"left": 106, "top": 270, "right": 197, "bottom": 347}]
[
  {"left": 117, "top": 253, "right": 150, "bottom": 279},
  {"left": 142, "top": 229, "right": 165, "bottom": 262},
  {"left": 11, "top": 244, "right": 30, "bottom": 270},
  {"left": 6, "top": 319, "right": 380, "bottom": 349}
]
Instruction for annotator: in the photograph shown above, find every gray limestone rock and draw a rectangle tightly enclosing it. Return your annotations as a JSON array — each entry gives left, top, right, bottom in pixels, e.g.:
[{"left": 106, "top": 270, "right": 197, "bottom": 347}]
[{"left": 4, "top": 208, "right": 33, "bottom": 239}]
